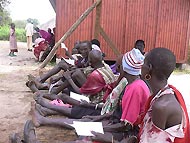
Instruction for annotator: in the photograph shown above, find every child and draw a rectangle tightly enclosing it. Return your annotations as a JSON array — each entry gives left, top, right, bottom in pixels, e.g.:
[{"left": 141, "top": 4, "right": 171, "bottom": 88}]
[{"left": 9, "top": 23, "right": 18, "bottom": 57}]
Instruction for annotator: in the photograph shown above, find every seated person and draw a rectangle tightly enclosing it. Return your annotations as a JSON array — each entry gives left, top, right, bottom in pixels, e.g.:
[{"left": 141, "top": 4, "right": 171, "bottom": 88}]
[
  {"left": 111, "top": 39, "right": 145, "bottom": 76},
  {"left": 63, "top": 41, "right": 83, "bottom": 61},
  {"left": 34, "top": 27, "right": 53, "bottom": 44},
  {"left": 27, "top": 41, "right": 92, "bottom": 91},
  {"left": 31, "top": 49, "right": 116, "bottom": 119},
  {"left": 92, "top": 48, "right": 190, "bottom": 143},
  {"left": 31, "top": 48, "right": 150, "bottom": 142},
  {"left": 33, "top": 38, "right": 48, "bottom": 62}
]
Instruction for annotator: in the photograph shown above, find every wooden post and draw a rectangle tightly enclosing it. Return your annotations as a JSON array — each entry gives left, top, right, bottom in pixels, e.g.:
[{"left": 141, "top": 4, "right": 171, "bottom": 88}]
[
  {"left": 99, "top": 26, "right": 120, "bottom": 56},
  {"left": 39, "top": 0, "right": 102, "bottom": 69},
  {"left": 94, "top": 0, "right": 102, "bottom": 39}
]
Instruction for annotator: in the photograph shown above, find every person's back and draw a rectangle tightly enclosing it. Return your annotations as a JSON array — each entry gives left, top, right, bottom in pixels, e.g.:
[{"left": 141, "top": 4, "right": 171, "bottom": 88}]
[{"left": 139, "top": 48, "right": 190, "bottom": 143}]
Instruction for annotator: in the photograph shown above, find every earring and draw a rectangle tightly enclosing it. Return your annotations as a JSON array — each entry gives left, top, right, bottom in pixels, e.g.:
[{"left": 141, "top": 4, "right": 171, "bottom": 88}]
[{"left": 145, "top": 74, "right": 151, "bottom": 80}]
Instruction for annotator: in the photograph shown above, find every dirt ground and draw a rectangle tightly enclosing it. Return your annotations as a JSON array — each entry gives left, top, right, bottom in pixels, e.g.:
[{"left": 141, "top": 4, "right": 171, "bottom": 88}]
[{"left": 0, "top": 41, "right": 76, "bottom": 143}]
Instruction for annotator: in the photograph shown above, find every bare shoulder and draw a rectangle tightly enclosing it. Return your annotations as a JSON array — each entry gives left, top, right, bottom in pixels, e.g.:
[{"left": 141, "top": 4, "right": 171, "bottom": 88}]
[{"left": 152, "top": 94, "right": 182, "bottom": 129}]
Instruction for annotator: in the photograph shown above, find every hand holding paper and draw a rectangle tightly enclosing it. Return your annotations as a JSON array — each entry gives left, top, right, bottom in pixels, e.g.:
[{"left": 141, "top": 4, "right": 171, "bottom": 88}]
[
  {"left": 70, "top": 92, "right": 90, "bottom": 103},
  {"left": 72, "top": 121, "right": 104, "bottom": 136}
]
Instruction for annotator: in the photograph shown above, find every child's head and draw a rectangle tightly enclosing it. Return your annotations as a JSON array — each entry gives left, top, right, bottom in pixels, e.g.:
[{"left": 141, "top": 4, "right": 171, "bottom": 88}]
[
  {"left": 134, "top": 40, "right": 145, "bottom": 55},
  {"left": 88, "top": 50, "right": 103, "bottom": 68},
  {"left": 10, "top": 23, "right": 15, "bottom": 29},
  {"left": 91, "top": 39, "right": 100, "bottom": 47},
  {"left": 78, "top": 41, "right": 92, "bottom": 58},
  {"left": 72, "top": 48, "right": 79, "bottom": 55}
]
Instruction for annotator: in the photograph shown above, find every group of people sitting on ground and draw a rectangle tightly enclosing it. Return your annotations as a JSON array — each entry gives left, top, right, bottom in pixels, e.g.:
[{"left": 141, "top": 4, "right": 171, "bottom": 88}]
[
  {"left": 10, "top": 39, "right": 190, "bottom": 143},
  {"left": 32, "top": 27, "right": 56, "bottom": 62}
]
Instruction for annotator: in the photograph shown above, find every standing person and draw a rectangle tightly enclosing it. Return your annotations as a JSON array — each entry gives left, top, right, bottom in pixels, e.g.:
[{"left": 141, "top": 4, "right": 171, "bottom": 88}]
[
  {"left": 25, "top": 19, "right": 34, "bottom": 51},
  {"left": 9, "top": 23, "right": 18, "bottom": 57}
]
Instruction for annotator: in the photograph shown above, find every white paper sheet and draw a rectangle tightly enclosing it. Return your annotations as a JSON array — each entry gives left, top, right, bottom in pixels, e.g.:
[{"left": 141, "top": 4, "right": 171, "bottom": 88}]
[
  {"left": 72, "top": 121, "right": 104, "bottom": 136},
  {"left": 62, "top": 58, "right": 75, "bottom": 65},
  {"left": 70, "top": 92, "right": 90, "bottom": 103}
]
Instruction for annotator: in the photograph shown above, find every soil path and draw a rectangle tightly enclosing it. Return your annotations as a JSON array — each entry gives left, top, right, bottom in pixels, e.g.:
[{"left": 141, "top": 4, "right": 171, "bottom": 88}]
[{"left": 0, "top": 41, "right": 75, "bottom": 143}]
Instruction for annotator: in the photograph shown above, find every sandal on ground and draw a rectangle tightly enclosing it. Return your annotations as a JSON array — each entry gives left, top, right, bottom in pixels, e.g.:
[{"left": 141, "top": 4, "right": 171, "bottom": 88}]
[
  {"left": 23, "top": 120, "right": 37, "bottom": 143},
  {"left": 9, "top": 133, "right": 23, "bottom": 143}
]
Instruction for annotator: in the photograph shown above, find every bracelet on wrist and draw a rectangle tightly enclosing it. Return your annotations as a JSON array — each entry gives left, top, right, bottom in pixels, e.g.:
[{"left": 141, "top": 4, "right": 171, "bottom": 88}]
[{"left": 95, "top": 104, "right": 98, "bottom": 110}]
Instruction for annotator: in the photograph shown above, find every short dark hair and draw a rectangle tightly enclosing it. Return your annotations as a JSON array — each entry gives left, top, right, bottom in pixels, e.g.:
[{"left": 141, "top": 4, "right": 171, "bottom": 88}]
[
  {"left": 146, "top": 48, "right": 176, "bottom": 80},
  {"left": 135, "top": 40, "right": 145, "bottom": 46},
  {"left": 80, "top": 40, "right": 92, "bottom": 50},
  {"left": 91, "top": 39, "right": 100, "bottom": 47},
  {"left": 89, "top": 49, "right": 102, "bottom": 63}
]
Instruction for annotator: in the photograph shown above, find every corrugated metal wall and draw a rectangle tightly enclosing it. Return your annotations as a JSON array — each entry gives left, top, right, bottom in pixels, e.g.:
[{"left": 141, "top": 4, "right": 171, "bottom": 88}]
[
  {"left": 56, "top": 0, "right": 190, "bottom": 63},
  {"left": 56, "top": 0, "right": 94, "bottom": 56}
]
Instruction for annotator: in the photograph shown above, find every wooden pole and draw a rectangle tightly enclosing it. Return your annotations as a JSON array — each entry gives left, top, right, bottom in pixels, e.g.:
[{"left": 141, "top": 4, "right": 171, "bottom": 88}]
[
  {"left": 99, "top": 26, "right": 120, "bottom": 56},
  {"left": 39, "top": 0, "right": 102, "bottom": 69},
  {"left": 94, "top": 0, "right": 102, "bottom": 39}
]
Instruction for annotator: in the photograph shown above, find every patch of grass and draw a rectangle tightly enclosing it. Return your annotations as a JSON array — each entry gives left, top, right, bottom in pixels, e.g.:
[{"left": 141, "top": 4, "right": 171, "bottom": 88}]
[
  {"left": 173, "top": 68, "right": 190, "bottom": 75},
  {"left": 0, "top": 26, "right": 26, "bottom": 42}
]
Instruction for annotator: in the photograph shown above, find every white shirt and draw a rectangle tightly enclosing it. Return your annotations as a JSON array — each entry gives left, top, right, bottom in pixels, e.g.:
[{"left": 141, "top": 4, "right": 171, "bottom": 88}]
[{"left": 25, "top": 23, "right": 34, "bottom": 36}]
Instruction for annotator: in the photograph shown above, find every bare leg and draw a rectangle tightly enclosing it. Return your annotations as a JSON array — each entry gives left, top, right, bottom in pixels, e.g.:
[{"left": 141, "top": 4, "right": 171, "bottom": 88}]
[
  {"left": 40, "top": 60, "right": 69, "bottom": 83},
  {"left": 33, "top": 91, "right": 57, "bottom": 101},
  {"left": 31, "top": 102, "right": 74, "bottom": 129},
  {"left": 72, "top": 69, "right": 87, "bottom": 87},
  {"left": 35, "top": 97, "right": 73, "bottom": 118},
  {"left": 34, "top": 91, "right": 80, "bottom": 106},
  {"left": 26, "top": 80, "right": 39, "bottom": 93},
  {"left": 60, "top": 94, "right": 80, "bottom": 106},
  {"left": 35, "top": 104, "right": 59, "bottom": 116},
  {"left": 28, "top": 74, "right": 49, "bottom": 90},
  {"left": 50, "top": 80, "right": 70, "bottom": 94}
]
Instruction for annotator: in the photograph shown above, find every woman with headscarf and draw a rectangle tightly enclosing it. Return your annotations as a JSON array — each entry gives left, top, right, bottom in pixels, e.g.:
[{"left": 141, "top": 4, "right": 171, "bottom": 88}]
[
  {"left": 93, "top": 48, "right": 190, "bottom": 143},
  {"left": 91, "top": 48, "right": 150, "bottom": 142}
]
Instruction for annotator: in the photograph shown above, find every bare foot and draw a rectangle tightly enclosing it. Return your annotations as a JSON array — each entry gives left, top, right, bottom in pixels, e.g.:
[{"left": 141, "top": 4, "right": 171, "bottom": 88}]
[
  {"left": 31, "top": 102, "right": 42, "bottom": 127},
  {"left": 35, "top": 104, "right": 47, "bottom": 116},
  {"left": 36, "top": 104, "right": 59, "bottom": 116},
  {"left": 33, "top": 91, "right": 42, "bottom": 101},
  {"left": 28, "top": 74, "right": 48, "bottom": 90},
  {"left": 35, "top": 96, "right": 49, "bottom": 108}
]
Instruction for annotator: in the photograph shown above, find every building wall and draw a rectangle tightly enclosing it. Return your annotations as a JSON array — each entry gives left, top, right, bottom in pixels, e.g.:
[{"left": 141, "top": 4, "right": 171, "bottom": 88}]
[{"left": 56, "top": 0, "right": 190, "bottom": 63}]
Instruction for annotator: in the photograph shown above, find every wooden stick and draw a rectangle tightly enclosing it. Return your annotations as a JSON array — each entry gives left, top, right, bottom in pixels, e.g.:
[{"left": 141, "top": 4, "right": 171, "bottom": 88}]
[
  {"left": 99, "top": 26, "right": 120, "bottom": 56},
  {"left": 94, "top": 0, "right": 102, "bottom": 39},
  {"left": 39, "top": 0, "right": 102, "bottom": 69}
]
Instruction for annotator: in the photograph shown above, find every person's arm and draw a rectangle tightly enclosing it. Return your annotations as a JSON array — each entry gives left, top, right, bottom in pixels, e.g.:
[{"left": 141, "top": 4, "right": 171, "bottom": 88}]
[
  {"left": 65, "top": 50, "right": 74, "bottom": 60},
  {"left": 82, "top": 112, "right": 111, "bottom": 122},
  {"left": 103, "top": 122, "right": 132, "bottom": 132},
  {"left": 91, "top": 131, "right": 138, "bottom": 143},
  {"left": 63, "top": 71, "right": 81, "bottom": 94},
  {"left": 67, "top": 78, "right": 81, "bottom": 94}
]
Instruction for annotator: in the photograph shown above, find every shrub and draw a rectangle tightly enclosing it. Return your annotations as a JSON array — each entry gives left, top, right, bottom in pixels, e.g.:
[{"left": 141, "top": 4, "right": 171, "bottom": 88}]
[
  {"left": 0, "top": 26, "right": 26, "bottom": 42},
  {"left": 0, "top": 26, "right": 9, "bottom": 41}
]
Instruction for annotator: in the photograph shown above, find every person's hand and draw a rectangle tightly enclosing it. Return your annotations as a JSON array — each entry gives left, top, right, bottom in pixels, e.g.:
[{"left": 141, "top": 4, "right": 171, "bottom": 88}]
[
  {"left": 63, "top": 71, "right": 72, "bottom": 80},
  {"left": 50, "top": 76, "right": 60, "bottom": 84},
  {"left": 91, "top": 131, "right": 113, "bottom": 143},
  {"left": 79, "top": 100, "right": 90, "bottom": 107},
  {"left": 119, "top": 136, "right": 138, "bottom": 143}
]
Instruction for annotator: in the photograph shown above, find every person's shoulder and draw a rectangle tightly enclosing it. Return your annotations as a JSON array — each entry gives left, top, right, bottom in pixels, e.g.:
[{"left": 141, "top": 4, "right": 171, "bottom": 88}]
[{"left": 152, "top": 94, "right": 181, "bottom": 116}]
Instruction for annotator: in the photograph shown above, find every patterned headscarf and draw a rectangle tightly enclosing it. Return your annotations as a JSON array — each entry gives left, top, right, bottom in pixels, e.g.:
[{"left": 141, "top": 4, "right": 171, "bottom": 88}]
[{"left": 122, "top": 48, "right": 144, "bottom": 75}]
